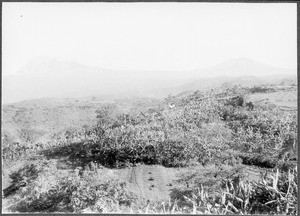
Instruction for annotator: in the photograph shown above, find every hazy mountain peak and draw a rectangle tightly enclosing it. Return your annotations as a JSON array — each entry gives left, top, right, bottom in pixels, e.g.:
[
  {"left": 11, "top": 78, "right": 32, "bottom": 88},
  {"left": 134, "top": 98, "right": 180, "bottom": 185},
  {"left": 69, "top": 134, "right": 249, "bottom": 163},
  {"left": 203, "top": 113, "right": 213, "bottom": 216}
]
[
  {"left": 204, "top": 58, "right": 296, "bottom": 77},
  {"left": 16, "top": 56, "right": 89, "bottom": 75},
  {"left": 215, "top": 58, "right": 267, "bottom": 69}
]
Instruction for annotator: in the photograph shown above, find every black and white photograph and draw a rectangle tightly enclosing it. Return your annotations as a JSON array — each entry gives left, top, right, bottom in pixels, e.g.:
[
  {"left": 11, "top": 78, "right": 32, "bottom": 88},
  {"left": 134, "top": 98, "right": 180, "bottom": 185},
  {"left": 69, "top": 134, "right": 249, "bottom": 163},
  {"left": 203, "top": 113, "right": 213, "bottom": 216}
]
[{"left": 1, "top": 2, "right": 297, "bottom": 214}]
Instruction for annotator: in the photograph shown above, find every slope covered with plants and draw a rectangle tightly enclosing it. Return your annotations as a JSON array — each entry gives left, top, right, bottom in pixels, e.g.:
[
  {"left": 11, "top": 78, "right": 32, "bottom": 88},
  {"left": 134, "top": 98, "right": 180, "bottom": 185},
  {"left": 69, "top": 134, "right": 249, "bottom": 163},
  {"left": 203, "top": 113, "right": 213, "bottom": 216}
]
[{"left": 2, "top": 86, "right": 297, "bottom": 214}]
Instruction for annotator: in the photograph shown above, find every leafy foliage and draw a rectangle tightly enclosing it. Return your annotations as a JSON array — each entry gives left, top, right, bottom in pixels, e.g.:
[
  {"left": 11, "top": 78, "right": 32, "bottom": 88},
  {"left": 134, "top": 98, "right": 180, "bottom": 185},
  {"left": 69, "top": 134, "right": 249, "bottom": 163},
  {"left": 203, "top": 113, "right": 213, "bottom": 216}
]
[{"left": 175, "top": 167, "right": 298, "bottom": 214}]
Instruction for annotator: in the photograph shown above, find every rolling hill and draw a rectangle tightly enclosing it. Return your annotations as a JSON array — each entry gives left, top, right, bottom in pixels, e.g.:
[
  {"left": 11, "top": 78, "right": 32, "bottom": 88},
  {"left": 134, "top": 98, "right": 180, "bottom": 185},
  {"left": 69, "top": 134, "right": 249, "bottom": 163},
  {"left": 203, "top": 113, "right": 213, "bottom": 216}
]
[{"left": 2, "top": 57, "right": 296, "bottom": 104}]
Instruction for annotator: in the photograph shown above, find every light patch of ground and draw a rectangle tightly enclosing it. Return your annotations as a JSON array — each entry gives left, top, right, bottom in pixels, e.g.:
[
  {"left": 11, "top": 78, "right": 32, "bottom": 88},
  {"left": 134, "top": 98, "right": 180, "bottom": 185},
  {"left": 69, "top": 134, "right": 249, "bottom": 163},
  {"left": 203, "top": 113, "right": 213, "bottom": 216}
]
[
  {"left": 125, "top": 164, "right": 178, "bottom": 202},
  {"left": 247, "top": 90, "right": 297, "bottom": 110}
]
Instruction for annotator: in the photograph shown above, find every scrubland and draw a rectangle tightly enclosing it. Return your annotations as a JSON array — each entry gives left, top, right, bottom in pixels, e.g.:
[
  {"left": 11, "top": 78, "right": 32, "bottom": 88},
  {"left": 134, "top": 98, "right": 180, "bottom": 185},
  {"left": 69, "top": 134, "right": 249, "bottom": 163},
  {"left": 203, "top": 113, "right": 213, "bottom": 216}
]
[{"left": 2, "top": 84, "right": 297, "bottom": 214}]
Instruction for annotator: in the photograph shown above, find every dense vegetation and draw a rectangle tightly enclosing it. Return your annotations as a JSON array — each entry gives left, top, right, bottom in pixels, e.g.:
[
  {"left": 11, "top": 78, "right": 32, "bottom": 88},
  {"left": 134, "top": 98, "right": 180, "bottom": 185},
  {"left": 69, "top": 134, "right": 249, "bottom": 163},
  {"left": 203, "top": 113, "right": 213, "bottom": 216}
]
[{"left": 2, "top": 87, "right": 297, "bottom": 214}]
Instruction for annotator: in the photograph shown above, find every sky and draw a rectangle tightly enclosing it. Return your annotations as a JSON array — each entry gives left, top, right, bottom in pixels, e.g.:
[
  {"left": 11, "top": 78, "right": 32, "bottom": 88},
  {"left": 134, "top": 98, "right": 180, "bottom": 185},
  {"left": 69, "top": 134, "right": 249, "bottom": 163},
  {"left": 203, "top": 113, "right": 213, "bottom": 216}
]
[{"left": 2, "top": 2, "right": 297, "bottom": 75}]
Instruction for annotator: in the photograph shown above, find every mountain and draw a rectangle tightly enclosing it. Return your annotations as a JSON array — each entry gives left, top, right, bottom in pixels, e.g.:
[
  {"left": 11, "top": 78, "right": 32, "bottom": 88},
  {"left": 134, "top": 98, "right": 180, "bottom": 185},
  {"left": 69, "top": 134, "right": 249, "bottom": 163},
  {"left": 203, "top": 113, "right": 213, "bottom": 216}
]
[
  {"left": 2, "top": 58, "right": 184, "bottom": 103},
  {"left": 153, "top": 74, "right": 297, "bottom": 97},
  {"left": 188, "top": 58, "right": 295, "bottom": 78},
  {"left": 2, "top": 57, "right": 296, "bottom": 104},
  {"left": 140, "top": 58, "right": 296, "bottom": 96}
]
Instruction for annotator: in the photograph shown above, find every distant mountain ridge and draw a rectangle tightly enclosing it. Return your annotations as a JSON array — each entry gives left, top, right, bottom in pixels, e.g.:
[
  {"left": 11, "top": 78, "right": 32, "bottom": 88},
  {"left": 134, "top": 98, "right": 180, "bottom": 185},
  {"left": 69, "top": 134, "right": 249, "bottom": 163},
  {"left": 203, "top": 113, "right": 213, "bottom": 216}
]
[
  {"left": 2, "top": 57, "right": 296, "bottom": 104},
  {"left": 186, "top": 58, "right": 295, "bottom": 78},
  {"left": 140, "top": 74, "right": 296, "bottom": 98}
]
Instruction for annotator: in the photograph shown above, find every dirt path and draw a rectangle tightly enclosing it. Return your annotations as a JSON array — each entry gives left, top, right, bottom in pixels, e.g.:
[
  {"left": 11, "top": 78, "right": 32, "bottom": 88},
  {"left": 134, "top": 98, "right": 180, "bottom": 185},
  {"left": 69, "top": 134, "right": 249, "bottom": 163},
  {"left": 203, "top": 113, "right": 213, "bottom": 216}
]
[{"left": 127, "top": 164, "right": 177, "bottom": 202}]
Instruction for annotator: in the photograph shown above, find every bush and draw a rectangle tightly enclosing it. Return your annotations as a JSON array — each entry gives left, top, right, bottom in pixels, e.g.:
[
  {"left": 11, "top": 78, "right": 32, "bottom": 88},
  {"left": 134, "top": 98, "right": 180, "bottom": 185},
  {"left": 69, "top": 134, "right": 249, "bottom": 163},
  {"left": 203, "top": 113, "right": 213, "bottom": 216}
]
[
  {"left": 6, "top": 160, "right": 137, "bottom": 213},
  {"left": 174, "top": 167, "right": 297, "bottom": 214},
  {"left": 41, "top": 89, "right": 296, "bottom": 170},
  {"left": 219, "top": 104, "right": 297, "bottom": 168}
]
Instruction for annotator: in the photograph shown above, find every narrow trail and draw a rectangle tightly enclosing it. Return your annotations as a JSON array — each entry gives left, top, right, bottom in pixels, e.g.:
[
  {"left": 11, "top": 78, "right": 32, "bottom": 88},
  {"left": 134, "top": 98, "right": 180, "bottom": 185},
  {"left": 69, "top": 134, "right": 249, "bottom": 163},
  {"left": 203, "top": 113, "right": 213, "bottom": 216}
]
[{"left": 127, "top": 164, "right": 177, "bottom": 202}]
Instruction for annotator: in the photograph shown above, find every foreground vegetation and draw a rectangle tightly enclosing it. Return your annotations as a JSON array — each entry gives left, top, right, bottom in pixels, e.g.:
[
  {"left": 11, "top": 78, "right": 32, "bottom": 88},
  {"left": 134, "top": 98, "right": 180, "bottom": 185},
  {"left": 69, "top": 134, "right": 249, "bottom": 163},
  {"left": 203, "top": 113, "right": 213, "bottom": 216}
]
[{"left": 2, "top": 86, "right": 297, "bottom": 214}]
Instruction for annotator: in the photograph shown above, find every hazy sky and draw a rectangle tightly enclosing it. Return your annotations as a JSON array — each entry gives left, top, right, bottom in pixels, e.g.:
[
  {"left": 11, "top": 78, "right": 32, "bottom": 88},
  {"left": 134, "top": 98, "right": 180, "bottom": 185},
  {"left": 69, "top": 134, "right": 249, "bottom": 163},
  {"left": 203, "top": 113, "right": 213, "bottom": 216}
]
[{"left": 2, "top": 2, "right": 297, "bottom": 75}]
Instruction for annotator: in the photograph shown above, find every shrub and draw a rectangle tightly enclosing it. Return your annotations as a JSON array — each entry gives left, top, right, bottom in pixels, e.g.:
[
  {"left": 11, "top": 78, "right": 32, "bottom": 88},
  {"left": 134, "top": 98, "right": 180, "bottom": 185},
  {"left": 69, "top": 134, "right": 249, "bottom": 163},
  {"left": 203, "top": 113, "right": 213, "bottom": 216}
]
[
  {"left": 174, "top": 167, "right": 297, "bottom": 214},
  {"left": 6, "top": 161, "right": 137, "bottom": 213}
]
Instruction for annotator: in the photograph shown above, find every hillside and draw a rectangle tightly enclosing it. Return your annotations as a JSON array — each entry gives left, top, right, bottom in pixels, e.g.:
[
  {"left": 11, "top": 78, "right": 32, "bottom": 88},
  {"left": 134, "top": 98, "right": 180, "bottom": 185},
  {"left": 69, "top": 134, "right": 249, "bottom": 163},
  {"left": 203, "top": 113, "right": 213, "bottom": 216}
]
[
  {"left": 155, "top": 74, "right": 296, "bottom": 96},
  {"left": 1, "top": 97, "right": 162, "bottom": 145},
  {"left": 1, "top": 58, "right": 298, "bottom": 214},
  {"left": 2, "top": 57, "right": 296, "bottom": 104},
  {"left": 2, "top": 81, "right": 297, "bottom": 214},
  {"left": 2, "top": 72, "right": 297, "bottom": 144}
]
